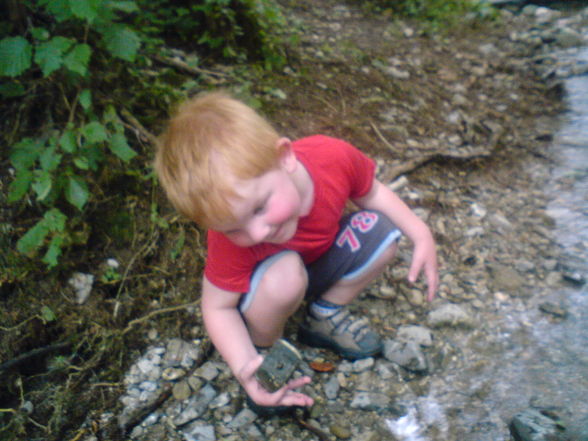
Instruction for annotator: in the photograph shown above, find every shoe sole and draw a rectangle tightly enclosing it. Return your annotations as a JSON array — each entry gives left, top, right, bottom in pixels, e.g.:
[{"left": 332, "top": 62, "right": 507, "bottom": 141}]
[{"left": 298, "top": 327, "right": 382, "bottom": 360}]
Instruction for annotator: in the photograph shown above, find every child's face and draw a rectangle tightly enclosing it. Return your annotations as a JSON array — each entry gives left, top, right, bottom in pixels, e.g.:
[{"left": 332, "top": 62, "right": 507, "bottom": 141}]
[{"left": 214, "top": 150, "right": 304, "bottom": 247}]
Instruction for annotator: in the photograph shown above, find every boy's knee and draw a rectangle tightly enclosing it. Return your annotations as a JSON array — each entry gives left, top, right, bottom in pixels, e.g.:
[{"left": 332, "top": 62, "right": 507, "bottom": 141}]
[
  {"left": 382, "top": 240, "right": 399, "bottom": 261},
  {"left": 258, "top": 252, "right": 307, "bottom": 306}
]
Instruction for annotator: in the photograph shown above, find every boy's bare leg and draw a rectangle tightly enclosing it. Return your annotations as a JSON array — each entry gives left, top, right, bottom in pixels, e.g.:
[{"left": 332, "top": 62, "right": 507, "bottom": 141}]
[
  {"left": 243, "top": 252, "right": 308, "bottom": 347},
  {"left": 319, "top": 241, "right": 398, "bottom": 306}
]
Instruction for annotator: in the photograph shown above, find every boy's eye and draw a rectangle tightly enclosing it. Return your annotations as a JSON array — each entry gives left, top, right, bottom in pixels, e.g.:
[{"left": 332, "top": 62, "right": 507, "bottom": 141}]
[{"left": 253, "top": 204, "right": 266, "bottom": 215}]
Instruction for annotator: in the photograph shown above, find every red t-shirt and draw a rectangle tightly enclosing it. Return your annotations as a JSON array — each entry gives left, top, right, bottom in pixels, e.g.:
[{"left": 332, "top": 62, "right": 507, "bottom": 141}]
[{"left": 204, "top": 135, "right": 375, "bottom": 293}]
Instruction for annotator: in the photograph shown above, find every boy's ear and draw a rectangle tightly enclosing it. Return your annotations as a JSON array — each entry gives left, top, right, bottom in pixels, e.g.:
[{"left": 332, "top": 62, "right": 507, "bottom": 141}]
[{"left": 276, "top": 137, "right": 296, "bottom": 172}]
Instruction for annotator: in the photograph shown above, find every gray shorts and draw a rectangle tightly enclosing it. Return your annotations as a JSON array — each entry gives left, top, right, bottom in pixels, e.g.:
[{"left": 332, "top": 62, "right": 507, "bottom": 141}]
[{"left": 239, "top": 210, "right": 401, "bottom": 312}]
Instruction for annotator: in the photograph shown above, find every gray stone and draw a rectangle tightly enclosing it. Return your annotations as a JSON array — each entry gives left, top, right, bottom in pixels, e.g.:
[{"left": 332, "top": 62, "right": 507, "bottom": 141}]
[
  {"left": 488, "top": 263, "right": 526, "bottom": 292},
  {"left": 554, "top": 27, "right": 585, "bottom": 48},
  {"left": 350, "top": 391, "right": 391, "bottom": 411},
  {"left": 182, "top": 422, "right": 216, "bottom": 441},
  {"left": 173, "top": 383, "right": 217, "bottom": 426},
  {"left": 509, "top": 409, "right": 567, "bottom": 441},
  {"left": 194, "top": 361, "right": 220, "bottom": 381},
  {"left": 383, "top": 340, "right": 429, "bottom": 374},
  {"left": 352, "top": 357, "right": 375, "bottom": 373},
  {"left": 324, "top": 375, "right": 340, "bottom": 400},
  {"left": 427, "top": 304, "right": 474, "bottom": 328},
  {"left": 172, "top": 380, "right": 192, "bottom": 401},
  {"left": 228, "top": 408, "right": 257, "bottom": 429},
  {"left": 396, "top": 325, "right": 433, "bottom": 347}
]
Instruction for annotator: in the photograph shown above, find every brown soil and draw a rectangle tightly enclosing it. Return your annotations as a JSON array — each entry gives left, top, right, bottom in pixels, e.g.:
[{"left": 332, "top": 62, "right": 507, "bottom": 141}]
[{"left": 0, "top": 1, "right": 567, "bottom": 439}]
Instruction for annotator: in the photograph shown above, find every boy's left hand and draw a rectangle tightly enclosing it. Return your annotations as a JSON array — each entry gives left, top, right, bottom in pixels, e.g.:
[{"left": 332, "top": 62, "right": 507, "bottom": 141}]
[
  {"left": 238, "top": 355, "right": 314, "bottom": 408},
  {"left": 408, "top": 235, "right": 438, "bottom": 302}
]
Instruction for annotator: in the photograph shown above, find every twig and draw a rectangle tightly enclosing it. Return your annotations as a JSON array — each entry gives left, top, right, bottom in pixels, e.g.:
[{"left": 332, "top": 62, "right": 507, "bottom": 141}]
[
  {"left": 151, "top": 54, "right": 229, "bottom": 79},
  {"left": 0, "top": 315, "right": 39, "bottom": 332},
  {"left": 119, "top": 108, "right": 159, "bottom": 147},
  {"left": 294, "top": 413, "right": 332, "bottom": 441},
  {"left": 0, "top": 341, "right": 71, "bottom": 374},
  {"left": 114, "top": 227, "right": 159, "bottom": 302},
  {"left": 122, "top": 300, "right": 200, "bottom": 335},
  {"left": 370, "top": 121, "right": 396, "bottom": 152}
]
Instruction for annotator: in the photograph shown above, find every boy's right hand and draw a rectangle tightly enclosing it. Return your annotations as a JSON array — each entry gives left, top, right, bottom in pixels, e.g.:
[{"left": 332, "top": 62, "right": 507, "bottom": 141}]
[{"left": 237, "top": 355, "right": 314, "bottom": 408}]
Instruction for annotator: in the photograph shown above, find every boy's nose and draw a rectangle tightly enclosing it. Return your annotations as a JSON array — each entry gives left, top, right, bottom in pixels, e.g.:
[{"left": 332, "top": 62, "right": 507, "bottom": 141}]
[{"left": 247, "top": 221, "right": 270, "bottom": 243}]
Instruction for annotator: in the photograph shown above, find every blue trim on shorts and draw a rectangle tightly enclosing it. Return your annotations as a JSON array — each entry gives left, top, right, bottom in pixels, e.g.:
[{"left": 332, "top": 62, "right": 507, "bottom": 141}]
[
  {"left": 341, "top": 228, "right": 401, "bottom": 280},
  {"left": 239, "top": 250, "right": 294, "bottom": 313}
]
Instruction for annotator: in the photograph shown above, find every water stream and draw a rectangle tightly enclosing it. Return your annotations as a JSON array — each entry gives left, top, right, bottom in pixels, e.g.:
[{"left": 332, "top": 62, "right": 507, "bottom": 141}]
[{"left": 387, "top": 21, "right": 588, "bottom": 441}]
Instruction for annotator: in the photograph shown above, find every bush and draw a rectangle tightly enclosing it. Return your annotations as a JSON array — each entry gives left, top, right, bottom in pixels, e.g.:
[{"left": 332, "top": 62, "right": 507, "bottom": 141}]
[{"left": 0, "top": 0, "right": 288, "bottom": 270}]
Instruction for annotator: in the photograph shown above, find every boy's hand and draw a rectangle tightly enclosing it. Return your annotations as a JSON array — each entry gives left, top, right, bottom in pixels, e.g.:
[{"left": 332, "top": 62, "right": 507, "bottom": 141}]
[
  {"left": 408, "top": 233, "right": 439, "bottom": 302},
  {"left": 238, "top": 355, "right": 314, "bottom": 408}
]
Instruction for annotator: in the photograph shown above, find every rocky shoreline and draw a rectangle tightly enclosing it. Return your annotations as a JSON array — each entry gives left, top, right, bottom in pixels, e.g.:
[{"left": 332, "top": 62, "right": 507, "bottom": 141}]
[{"left": 81, "top": 4, "right": 587, "bottom": 441}]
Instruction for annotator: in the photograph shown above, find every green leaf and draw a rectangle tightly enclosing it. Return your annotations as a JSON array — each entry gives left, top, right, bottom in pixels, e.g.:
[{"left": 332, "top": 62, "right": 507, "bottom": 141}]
[
  {"left": 32, "top": 171, "right": 53, "bottom": 202},
  {"left": 34, "top": 36, "right": 74, "bottom": 77},
  {"left": 0, "top": 82, "right": 25, "bottom": 97},
  {"left": 59, "top": 130, "right": 77, "bottom": 153},
  {"left": 8, "top": 169, "right": 33, "bottom": 203},
  {"left": 10, "top": 137, "right": 44, "bottom": 170},
  {"left": 65, "top": 176, "right": 89, "bottom": 210},
  {"left": 40, "top": 144, "right": 62, "bottom": 171},
  {"left": 79, "top": 89, "right": 92, "bottom": 110},
  {"left": 17, "top": 220, "right": 50, "bottom": 255},
  {"left": 82, "top": 121, "right": 108, "bottom": 144},
  {"left": 44, "top": 208, "right": 67, "bottom": 232},
  {"left": 39, "top": 0, "right": 73, "bottom": 22},
  {"left": 73, "top": 156, "right": 90, "bottom": 170},
  {"left": 41, "top": 305, "right": 56, "bottom": 322},
  {"left": 63, "top": 44, "right": 91, "bottom": 76},
  {"left": 106, "top": 1, "right": 138, "bottom": 13},
  {"left": 31, "top": 27, "right": 51, "bottom": 41},
  {"left": 69, "top": 0, "right": 101, "bottom": 22},
  {"left": 170, "top": 228, "right": 185, "bottom": 260},
  {"left": 80, "top": 145, "right": 103, "bottom": 171},
  {"left": 0, "top": 37, "right": 32, "bottom": 77},
  {"left": 109, "top": 132, "right": 137, "bottom": 162},
  {"left": 101, "top": 25, "right": 141, "bottom": 61},
  {"left": 43, "top": 235, "right": 65, "bottom": 267}
]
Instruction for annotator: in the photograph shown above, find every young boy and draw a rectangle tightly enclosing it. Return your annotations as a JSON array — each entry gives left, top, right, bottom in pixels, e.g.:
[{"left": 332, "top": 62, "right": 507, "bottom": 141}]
[{"left": 155, "top": 91, "right": 438, "bottom": 410}]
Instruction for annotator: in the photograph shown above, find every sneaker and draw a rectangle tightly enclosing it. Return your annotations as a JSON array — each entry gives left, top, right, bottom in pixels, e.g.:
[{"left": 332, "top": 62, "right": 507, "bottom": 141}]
[{"left": 298, "top": 306, "right": 382, "bottom": 360}]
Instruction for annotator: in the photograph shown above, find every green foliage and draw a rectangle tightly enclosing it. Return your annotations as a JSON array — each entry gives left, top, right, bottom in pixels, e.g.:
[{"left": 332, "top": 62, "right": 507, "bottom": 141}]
[
  {"left": 1, "top": 1, "right": 142, "bottom": 267},
  {"left": 7, "top": 105, "right": 138, "bottom": 266},
  {"left": 135, "top": 0, "right": 289, "bottom": 66},
  {"left": 1, "top": 0, "right": 291, "bottom": 270},
  {"left": 1, "top": 2, "right": 141, "bottom": 81},
  {"left": 358, "top": 0, "right": 497, "bottom": 30}
]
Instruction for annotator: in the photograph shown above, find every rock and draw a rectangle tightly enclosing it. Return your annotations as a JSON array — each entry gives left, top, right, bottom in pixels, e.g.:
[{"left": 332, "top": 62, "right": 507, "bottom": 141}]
[
  {"left": 194, "top": 361, "right": 220, "bottom": 381},
  {"left": 172, "top": 380, "right": 191, "bottom": 401},
  {"left": 228, "top": 408, "right": 257, "bottom": 429},
  {"left": 162, "top": 367, "right": 186, "bottom": 381},
  {"left": 538, "top": 302, "right": 568, "bottom": 319},
  {"left": 182, "top": 422, "right": 215, "bottom": 441},
  {"left": 561, "top": 268, "right": 586, "bottom": 286},
  {"left": 396, "top": 325, "right": 433, "bottom": 347},
  {"left": 351, "top": 357, "right": 375, "bottom": 372},
  {"left": 330, "top": 423, "right": 352, "bottom": 439},
  {"left": 383, "top": 340, "right": 429, "bottom": 373},
  {"left": 554, "top": 27, "right": 585, "bottom": 48},
  {"left": 427, "top": 303, "right": 475, "bottom": 328},
  {"left": 172, "top": 383, "right": 217, "bottom": 426},
  {"left": 68, "top": 272, "right": 94, "bottom": 304},
  {"left": 324, "top": 375, "right": 340, "bottom": 400},
  {"left": 509, "top": 408, "right": 567, "bottom": 441},
  {"left": 488, "top": 263, "right": 526, "bottom": 293},
  {"left": 350, "top": 391, "right": 391, "bottom": 411}
]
